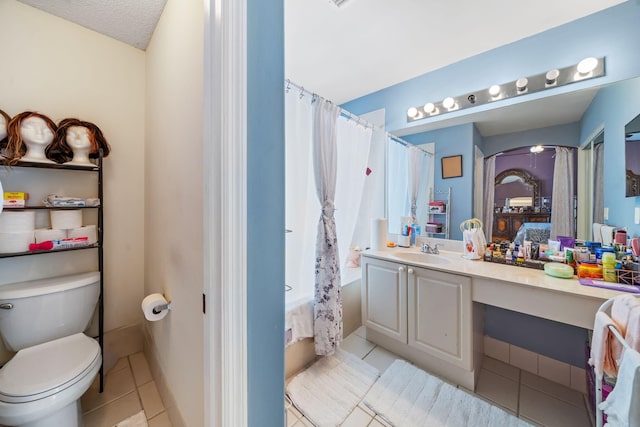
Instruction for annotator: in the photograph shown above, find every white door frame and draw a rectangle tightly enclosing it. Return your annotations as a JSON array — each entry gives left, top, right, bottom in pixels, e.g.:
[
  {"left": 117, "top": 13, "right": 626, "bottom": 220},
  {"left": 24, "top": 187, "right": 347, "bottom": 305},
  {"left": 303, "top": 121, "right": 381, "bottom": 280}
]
[{"left": 203, "top": 0, "right": 248, "bottom": 425}]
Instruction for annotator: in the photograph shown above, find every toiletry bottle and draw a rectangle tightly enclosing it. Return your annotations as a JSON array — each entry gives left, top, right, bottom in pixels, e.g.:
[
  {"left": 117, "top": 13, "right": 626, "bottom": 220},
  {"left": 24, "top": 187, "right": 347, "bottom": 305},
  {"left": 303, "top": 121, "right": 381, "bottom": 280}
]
[
  {"left": 602, "top": 252, "right": 617, "bottom": 282},
  {"left": 505, "top": 249, "right": 513, "bottom": 265},
  {"left": 516, "top": 248, "right": 524, "bottom": 266}
]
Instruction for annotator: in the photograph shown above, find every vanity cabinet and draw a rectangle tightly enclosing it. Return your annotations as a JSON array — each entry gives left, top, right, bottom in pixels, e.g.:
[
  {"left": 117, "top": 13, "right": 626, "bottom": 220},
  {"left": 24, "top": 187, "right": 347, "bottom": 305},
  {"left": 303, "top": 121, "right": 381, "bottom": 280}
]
[{"left": 361, "top": 255, "right": 472, "bottom": 371}]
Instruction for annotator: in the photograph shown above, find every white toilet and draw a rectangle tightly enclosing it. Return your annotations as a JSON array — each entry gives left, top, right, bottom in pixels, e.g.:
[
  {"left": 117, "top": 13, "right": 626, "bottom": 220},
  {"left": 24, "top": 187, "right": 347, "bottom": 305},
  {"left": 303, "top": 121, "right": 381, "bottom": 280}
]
[{"left": 0, "top": 272, "right": 102, "bottom": 427}]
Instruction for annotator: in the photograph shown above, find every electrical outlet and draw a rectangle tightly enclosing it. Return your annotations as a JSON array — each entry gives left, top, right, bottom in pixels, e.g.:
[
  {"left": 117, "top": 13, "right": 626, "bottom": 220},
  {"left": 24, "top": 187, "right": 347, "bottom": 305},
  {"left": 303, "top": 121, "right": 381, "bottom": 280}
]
[
  {"left": 635, "top": 207, "right": 640, "bottom": 225},
  {"left": 604, "top": 207, "right": 609, "bottom": 220}
]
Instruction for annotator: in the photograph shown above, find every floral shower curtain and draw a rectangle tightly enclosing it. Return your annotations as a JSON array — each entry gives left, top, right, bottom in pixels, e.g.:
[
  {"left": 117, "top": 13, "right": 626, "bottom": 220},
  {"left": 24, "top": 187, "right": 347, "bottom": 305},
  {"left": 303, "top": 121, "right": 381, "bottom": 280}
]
[
  {"left": 483, "top": 155, "right": 496, "bottom": 243},
  {"left": 312, "top": 99, "right": 342, "bottom": 355}
]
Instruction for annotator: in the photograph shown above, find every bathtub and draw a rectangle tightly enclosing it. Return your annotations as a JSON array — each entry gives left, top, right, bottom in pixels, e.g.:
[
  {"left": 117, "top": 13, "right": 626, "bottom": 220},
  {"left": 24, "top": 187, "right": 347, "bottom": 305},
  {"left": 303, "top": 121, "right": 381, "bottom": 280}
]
[{"left": 285, "top": 268, "right": 362, "bottom": 378}]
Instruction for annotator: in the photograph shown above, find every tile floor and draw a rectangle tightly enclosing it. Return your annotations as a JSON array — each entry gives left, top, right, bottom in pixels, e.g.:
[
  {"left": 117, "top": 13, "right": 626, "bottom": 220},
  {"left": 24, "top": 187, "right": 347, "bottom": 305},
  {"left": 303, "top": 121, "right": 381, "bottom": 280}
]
[
  {"left": 285, "top": 327, "right": 595, "bottom": 427},
  {"left": 82, "top": 352, "right": 172, "bottom": 427}
]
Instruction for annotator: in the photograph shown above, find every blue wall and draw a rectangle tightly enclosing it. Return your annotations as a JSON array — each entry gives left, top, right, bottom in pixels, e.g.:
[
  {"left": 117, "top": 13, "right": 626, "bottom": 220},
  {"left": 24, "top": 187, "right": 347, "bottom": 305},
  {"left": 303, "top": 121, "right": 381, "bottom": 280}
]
[
  {"left": 248, "top": 0, "right": 285, "bottom": 425},
  {"left": 337, "top": 2, "right": 640, "bottom": 368},
  {"left": 581, "top": 77, "right": 640, "bottom": 237}
]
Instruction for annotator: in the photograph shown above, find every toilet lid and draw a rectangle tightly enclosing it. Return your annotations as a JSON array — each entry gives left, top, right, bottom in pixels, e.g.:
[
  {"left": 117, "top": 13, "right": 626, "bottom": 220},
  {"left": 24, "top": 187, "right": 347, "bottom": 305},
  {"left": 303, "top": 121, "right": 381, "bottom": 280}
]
[{"left": 0, "top": 333, "right": 100, "bottom": 403}]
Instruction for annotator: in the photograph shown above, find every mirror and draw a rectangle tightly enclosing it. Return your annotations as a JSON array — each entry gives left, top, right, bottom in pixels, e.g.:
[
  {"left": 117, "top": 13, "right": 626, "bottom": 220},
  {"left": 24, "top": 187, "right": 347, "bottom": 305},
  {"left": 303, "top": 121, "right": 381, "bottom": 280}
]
[
  {"left": 494, "top": 168, "right": 540, "bottom": 212},
  {"left": 625, "top": 113, "right": 640, "bottom": 197}
]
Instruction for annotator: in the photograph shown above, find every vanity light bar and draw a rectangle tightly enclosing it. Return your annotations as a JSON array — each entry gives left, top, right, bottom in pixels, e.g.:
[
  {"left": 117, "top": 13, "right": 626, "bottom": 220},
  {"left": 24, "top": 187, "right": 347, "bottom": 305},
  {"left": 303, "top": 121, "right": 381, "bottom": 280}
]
[{"left": 406, "top": 57, "right": 605, "bottom": 122}]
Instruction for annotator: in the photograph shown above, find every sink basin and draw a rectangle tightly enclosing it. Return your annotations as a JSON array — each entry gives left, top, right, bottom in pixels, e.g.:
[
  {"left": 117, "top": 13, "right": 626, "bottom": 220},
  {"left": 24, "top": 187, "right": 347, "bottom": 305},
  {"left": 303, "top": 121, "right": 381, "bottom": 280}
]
[{"left": 393, "top": 252, "right": 452, "bottom": 265}]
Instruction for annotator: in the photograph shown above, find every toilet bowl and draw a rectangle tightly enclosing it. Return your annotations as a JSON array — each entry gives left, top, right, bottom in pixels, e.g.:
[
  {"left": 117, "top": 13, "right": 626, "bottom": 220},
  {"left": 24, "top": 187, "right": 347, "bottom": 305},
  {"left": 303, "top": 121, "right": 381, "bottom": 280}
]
[{"left": 0, "top": 333, "right": 101, "bottom": 427}]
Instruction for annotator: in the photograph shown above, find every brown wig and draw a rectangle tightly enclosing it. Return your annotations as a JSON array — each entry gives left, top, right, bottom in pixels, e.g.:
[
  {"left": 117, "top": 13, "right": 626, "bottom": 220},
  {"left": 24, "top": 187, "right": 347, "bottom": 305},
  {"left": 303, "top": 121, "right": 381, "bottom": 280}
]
[
  {"left": 0, "top": 109, "right": 10, "bottom": 152},
  {"left": 5, "top": 111, "right": 57, "bottom": 165},
  {"left": 47, "top": 118, "right": 111, "bottom": 164}
]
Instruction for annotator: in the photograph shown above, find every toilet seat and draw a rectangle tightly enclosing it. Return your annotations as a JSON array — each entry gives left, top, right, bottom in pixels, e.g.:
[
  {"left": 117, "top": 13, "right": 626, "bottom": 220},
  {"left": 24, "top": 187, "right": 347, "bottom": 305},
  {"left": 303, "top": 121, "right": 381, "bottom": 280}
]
[{"left": 0, "top": 333, "right": 100, "bottom": 404}]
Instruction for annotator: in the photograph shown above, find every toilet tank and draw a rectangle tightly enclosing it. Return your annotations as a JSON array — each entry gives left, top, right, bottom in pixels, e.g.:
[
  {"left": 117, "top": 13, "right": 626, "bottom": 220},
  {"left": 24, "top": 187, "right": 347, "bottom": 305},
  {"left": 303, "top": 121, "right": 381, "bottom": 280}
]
[{"left": 0, "top": 272, "right": 100, "bottom": 351}]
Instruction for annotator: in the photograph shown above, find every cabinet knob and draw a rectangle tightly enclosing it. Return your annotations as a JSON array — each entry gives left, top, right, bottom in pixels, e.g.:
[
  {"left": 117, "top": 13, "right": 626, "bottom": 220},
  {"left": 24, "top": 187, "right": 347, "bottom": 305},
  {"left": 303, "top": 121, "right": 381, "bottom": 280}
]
[
  {"left": 408, "top": 268, "right": 414, "bottom": 275},
  {"left": 398, "top": 266, "right": 405, "bottom": 272}
]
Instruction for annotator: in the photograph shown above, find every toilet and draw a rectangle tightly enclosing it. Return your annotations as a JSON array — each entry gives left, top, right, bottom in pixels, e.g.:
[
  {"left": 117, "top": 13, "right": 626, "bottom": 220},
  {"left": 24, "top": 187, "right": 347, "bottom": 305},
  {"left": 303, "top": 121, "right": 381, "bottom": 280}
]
[{"left": 0, "top": 272, "right": 102, "bottom": 427}]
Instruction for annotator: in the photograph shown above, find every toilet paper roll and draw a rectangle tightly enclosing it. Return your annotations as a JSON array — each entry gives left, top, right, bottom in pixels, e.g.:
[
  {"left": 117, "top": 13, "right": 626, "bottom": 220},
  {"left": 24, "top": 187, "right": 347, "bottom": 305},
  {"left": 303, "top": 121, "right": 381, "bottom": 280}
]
[
  {"left": 34, "top": 228, "right": 67, "bottom": 243},
  {"left": 50, "top": 210, "right": 83, "bottom": 230},
  {"left": 141, "top": 293, "right": 170, "bottom": 321},
  {"left": 68, "top": 225, "right": 97, "bottom": 244},
  {"left": 0, "top": 231, "right": 35, "bottom": 253},
  {"left": 0, "top": 211, "right": 36, "bottom": 233},
  {"left": 370, "top": 218, "right": 388, "bottom": 251}
]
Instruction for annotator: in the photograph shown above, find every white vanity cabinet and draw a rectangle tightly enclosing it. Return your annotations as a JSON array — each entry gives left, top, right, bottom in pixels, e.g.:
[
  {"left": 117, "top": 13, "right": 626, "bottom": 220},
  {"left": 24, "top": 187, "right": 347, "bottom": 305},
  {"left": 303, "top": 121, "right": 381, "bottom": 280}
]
[
  {"left": 361, "top": 257, "right": 408, "bottom": 343},
  {"left": 407, "top": 266, "right": 472, "bottom": 370},
  {"left": 361, "top": 254, "right": 474, "bottom": 385}
]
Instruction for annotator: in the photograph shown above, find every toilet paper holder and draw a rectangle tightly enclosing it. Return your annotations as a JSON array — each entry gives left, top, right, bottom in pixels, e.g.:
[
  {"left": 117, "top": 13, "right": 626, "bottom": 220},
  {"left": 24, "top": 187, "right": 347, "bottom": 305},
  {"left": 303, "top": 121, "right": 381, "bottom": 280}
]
[{"left": 152, "top": 297, "right": 172, "bottom": 314}]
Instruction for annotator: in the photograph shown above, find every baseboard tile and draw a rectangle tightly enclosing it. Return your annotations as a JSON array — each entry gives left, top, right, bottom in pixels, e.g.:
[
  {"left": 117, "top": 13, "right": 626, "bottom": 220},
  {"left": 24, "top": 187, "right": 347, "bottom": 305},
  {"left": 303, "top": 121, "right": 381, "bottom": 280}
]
[{"left": 483, "top": 335, "right": 586, "bottom": 394}]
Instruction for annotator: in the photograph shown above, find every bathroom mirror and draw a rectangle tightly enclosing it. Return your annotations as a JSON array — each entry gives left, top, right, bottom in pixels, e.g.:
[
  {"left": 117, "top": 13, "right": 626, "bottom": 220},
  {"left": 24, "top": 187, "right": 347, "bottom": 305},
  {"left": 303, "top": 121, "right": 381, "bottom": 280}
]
[{"left": 625, "top": 113, "right": 640, "bottom": 197}]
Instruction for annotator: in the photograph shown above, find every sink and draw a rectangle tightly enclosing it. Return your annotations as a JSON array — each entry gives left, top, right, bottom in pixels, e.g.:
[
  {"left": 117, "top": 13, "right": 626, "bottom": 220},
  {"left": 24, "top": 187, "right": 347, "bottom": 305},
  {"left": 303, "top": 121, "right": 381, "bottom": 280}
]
[{"left": 393, "top": 251, "right": 452, "bottom": 265}]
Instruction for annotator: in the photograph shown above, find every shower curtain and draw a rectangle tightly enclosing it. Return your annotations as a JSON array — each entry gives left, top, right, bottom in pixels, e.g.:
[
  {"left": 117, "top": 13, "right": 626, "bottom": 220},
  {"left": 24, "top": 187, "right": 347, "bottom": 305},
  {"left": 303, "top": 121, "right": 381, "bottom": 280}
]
[
  {"left": 483, "top": 155, "right": 496, "bottom": 243},
  {"left": 551, "top": 147, "right": 575, "bottom": 239},
  {"left": 312, "top": 98, "right": 342, "bottom": 355}
]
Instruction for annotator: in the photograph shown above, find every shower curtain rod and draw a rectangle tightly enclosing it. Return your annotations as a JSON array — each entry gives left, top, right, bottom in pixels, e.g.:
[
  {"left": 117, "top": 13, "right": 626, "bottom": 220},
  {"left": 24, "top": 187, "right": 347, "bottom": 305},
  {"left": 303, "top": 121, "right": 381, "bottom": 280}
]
[{"left": 285, "top": 79, "right": 430, "bottom": 155}]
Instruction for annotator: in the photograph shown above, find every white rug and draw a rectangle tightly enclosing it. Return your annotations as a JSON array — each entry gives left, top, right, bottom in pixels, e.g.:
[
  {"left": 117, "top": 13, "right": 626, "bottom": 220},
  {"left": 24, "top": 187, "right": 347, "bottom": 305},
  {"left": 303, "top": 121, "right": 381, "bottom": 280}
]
[
  {"left": 363, "top": 360, "right": 533, "bottom": 427},
  {"left": 112, "top": 411, "right": 148, "bottom": 427},
  {"left": 286, "top": 349, "right": 379, "bottom": 426}
]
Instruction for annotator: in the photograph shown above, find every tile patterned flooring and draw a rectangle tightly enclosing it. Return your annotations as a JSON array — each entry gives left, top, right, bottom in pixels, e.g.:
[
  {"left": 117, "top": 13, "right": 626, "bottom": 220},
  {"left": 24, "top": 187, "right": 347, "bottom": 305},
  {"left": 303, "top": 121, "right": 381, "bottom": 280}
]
[
  {"left": 286, "top": 327, "right": 594, "bottom": 427},
  {"left": 82, "top": 352, "right": 172, "bottom": 427}
]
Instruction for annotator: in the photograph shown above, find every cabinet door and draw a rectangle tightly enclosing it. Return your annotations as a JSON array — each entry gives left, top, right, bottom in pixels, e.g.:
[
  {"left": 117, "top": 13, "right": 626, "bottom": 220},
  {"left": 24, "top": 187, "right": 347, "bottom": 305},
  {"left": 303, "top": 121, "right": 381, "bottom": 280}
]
[
  {"left": 407, "top": 267, "right": 472, "bottom": 370},
  {"left": 361, "top": 257, "right": 407, "bottom": 343}
]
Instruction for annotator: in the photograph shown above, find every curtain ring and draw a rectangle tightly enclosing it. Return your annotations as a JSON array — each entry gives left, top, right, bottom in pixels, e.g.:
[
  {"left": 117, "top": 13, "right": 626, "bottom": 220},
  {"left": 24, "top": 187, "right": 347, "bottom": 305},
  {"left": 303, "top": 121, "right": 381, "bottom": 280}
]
[
  {"left": 285, "top": 79, "right": 291, "bottom": 93},
  {"left": 299, "top": 86, "right": 305, "bottom": 99}
]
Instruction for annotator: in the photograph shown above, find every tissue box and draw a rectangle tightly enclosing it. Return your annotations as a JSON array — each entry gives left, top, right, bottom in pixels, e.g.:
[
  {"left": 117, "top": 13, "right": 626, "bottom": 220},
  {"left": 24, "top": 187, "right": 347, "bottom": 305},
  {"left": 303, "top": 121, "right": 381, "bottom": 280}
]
[
  {"left": 3, "top": 192, "right": 28, "bottom": 208},
  {"left": 426, "top": 222, "right": 443, "bottom": 233},
  {"left": 428, "top": 201, "right": 446, "bottom": 213}
]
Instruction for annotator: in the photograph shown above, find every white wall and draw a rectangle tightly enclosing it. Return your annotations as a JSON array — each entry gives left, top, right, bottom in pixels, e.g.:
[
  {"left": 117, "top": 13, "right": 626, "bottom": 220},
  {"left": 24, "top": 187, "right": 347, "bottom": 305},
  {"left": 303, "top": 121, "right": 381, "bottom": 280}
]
[
  {"left": 144, "top": 0, "right": 204, "bottom": 425},
  {"left": 0, "top": 0, "right": 145, "bottom": 349}
]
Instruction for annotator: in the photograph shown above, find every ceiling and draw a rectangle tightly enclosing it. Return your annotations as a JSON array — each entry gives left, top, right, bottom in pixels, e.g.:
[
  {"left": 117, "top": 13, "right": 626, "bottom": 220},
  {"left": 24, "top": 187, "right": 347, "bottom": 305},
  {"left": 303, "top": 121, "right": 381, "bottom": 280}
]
[{"left": 18, "top": 0, "right": 625, "bottom": 135}]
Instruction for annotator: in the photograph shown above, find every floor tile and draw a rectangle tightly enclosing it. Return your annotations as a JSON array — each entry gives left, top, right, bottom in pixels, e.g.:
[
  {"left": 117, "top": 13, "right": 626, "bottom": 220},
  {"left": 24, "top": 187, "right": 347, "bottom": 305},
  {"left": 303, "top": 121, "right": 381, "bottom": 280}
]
[
  {"left": 341, "top": 406, "right": 373, "bottom": 426},
  {"left": 81, "top": 366, "right": 136, "bottom": 413},
  {"left": 357, "top": 402, "right": 375, "bottom": 417},
  {"left": 519, "top": 385, "right": 591, "bottom": 427},
  {"left": 520, "top": 371, "right": 585, "bottom": 408},
  {"left": 83, "top": 391, "right": 142, "bottom": 427},
  {"left": 108, "top": 357, "right": 130, "bottom": 375},
  {"left": 369, "top": 418, "right": 388, "bottom": 427},
  {"left": 475, "top": 369, "right": 519, "bottom": 413},
  {"left": 354, "top": 325, "right": 366, "bottom": 338},
  {"left": 138, "top": 380, "right": 165, "bottom": 419},
  {"left": 287, "top": 409, "right": 299, "bottom": 427},
  {"left": 341, "top": 333, "right": 376, "bottom": 359},
  {"left": 363, "top": 346, "right": 401, "bottom": 373},
  {"left": 129, "top": 352, "right": 153, "bottom": 386},
  {"left": 148, "top": 411, "right": 173, "bottom": 427},
  {"left": 482, "top": 356, "right": 520, "bottom": 382}
]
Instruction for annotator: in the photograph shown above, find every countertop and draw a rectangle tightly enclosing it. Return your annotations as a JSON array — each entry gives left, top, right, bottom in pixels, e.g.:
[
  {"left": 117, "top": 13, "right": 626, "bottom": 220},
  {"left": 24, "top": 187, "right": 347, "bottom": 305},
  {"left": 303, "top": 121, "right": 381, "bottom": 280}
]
[{"left": 362, "top": 245, "right": 623, "bottom": 306}]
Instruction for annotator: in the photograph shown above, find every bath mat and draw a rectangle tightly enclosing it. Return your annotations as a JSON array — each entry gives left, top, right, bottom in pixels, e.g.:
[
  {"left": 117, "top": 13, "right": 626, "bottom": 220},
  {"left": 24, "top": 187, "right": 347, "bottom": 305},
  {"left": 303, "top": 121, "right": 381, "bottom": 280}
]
[
  {"left": 363, "top": 360, "right": 532, "bottom": 427},
  {"left": 286, "top": 349, "right": 379, "bottom": 426},
  {"left": 112, "top": 410, "right": 148, "bottom": 427}
]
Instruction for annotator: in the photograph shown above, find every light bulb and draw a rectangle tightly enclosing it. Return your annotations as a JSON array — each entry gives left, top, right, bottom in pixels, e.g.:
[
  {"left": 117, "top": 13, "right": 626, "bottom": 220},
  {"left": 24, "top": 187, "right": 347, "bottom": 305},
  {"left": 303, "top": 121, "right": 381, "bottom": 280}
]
[
  {"left": 577, "top": 57, "right": 598, "bottom": 75},
  {"left": 407, "top": 107, "right": 418, "bottom": 118},
  {"left": 423, "top": 102, "right": 435, "bottom": 114},
  {"left": 530, "top": 145, "right": 544, "bottom": 154},
  {"left": 546, "top": 69, "right": 560, "bottom": 85},
  {"left": 442, "top": 97, "right": 455, "bottom": 109},
  {"left": 516, "top": 78, "right": 528, "bottom": 92},
  {"left": 489, "top": 85, "right": 501, "bottom": 97}
]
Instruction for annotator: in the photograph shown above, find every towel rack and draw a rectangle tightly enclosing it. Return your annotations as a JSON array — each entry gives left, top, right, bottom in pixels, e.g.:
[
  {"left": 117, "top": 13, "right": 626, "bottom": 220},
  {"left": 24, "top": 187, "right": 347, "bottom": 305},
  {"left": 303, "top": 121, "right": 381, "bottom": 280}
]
[{"left": 594, "top": 295, "right": 640, "bottom": 427}]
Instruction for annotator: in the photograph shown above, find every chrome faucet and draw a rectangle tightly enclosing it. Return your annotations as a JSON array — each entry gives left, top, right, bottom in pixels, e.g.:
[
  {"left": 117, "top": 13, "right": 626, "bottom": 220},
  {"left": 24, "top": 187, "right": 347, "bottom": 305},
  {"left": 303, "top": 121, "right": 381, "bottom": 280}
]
[{"left": 420, "top": 242, "right": 439, "bottom": 254}]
